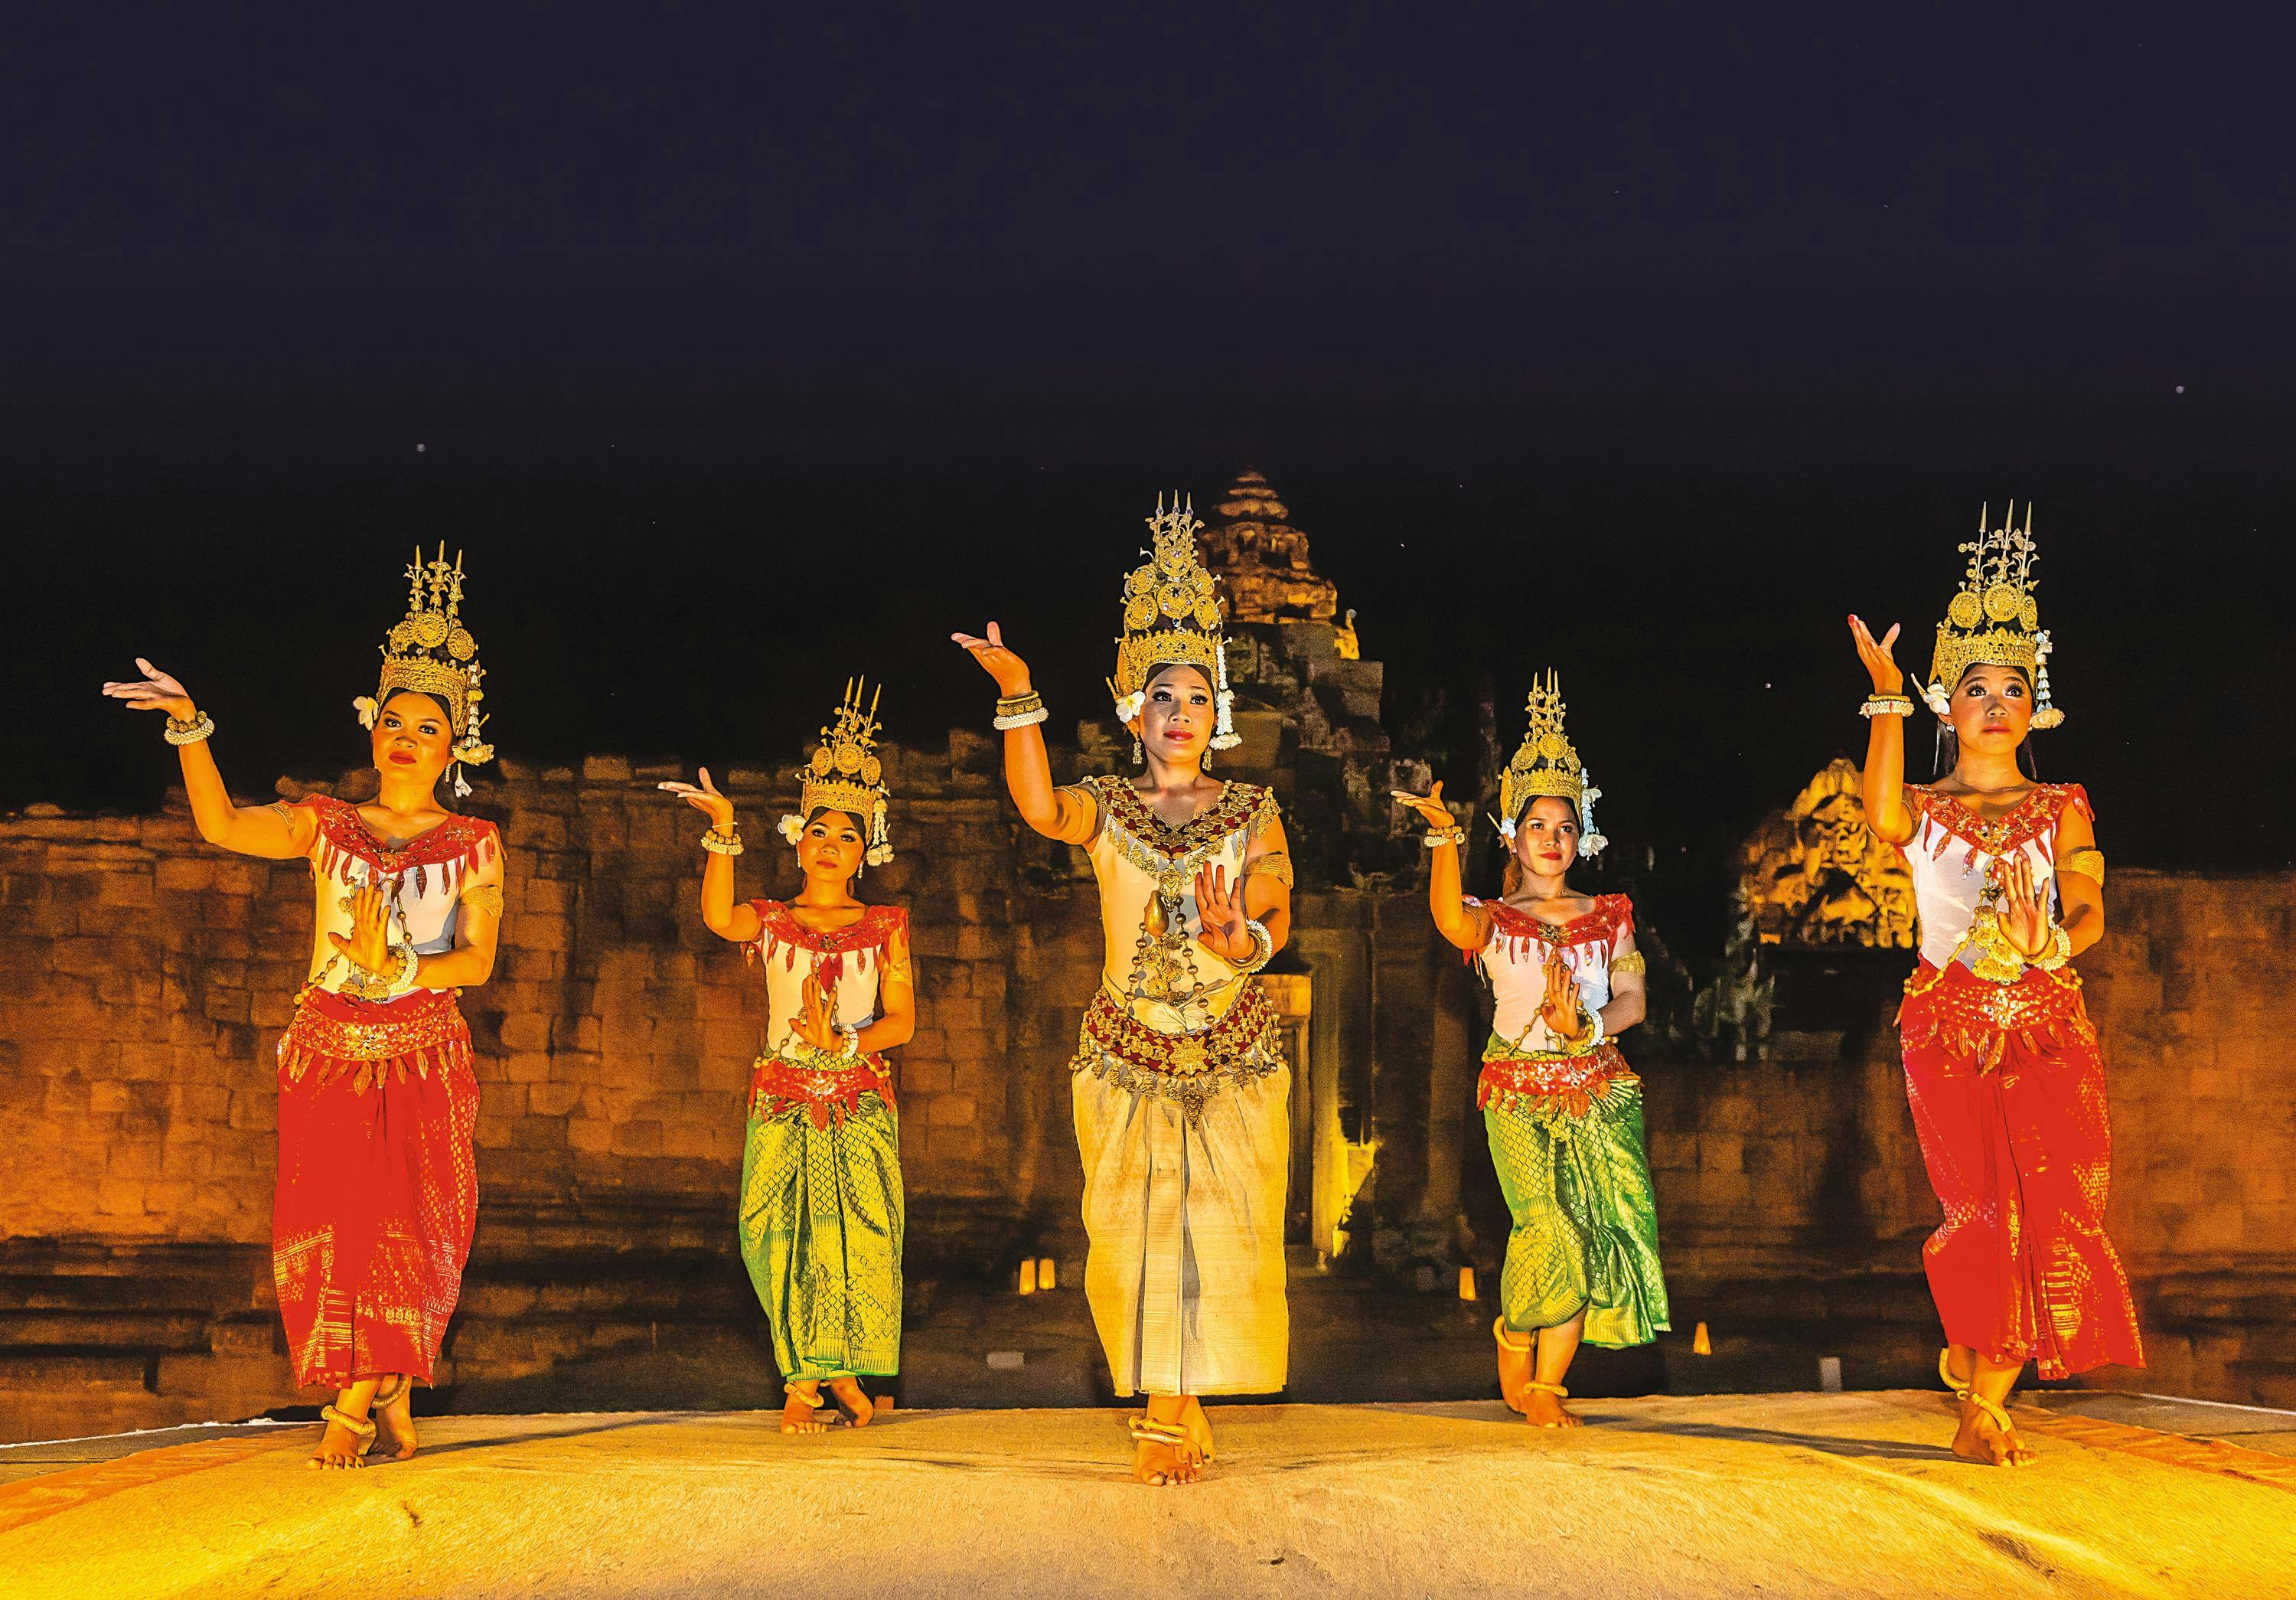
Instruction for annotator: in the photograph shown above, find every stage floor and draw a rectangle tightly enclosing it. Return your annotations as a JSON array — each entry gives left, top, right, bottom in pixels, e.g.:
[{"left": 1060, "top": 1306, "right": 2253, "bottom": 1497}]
[{"left": 3, "top": 1393, "right": 2293, "bottom": 1598}]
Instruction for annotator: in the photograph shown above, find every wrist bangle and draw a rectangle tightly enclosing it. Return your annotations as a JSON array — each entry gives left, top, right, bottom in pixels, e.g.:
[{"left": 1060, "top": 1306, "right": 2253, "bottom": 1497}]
[
  {"left": 383, "top": 943, "right": 421, "bottom": 999},
  {"left": 2031, "top": 923, "right": 2073, "bottom": 971},
  {"left": 1422, "top": 828, "right": 1467, "bottom": 849},
  {"left": 993, "top": 691, "right": 1048, "bottom": 730},
  {"left": 1237, "top": 917, "right": 1274, "bottom": 975},
  {"left": 840, "top": 1024, "right": 860, "bottom": 1060},
  {"left": 700, "top": 826, "right": 744, "bottom": 856},
  {"left": 1860, "top": 694, "right": 1915, "bottom": 719},
  {"left": 164, "top": 712, "right": 216, "bottom": 746}
]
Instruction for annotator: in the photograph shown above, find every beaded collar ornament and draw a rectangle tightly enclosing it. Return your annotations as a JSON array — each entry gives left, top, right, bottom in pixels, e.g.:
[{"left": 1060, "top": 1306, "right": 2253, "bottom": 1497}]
[
  {"left": 779, "top": 678, "right": 893, "bottom": 867},
  {"left": 1925, "top": 502, "right": 2062, "bottom": 728},
  {"left": 352, "top": 546, "right": 493, "bottom": 796},
  {"left": 1493, "top": 671, "right": 1606, "bottom": 855},
  {"left": 1107, "top": 495, "right": 1241, "bottom": 750}
]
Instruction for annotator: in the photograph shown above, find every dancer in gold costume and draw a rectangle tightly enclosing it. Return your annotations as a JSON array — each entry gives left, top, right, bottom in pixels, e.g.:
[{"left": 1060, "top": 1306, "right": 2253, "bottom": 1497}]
[
  {"left": 1849, "top": 504, "right": 2141, "bottom": 1468},
  {"left": 103, "top": 549, "right": 505, "bottom": 1469},
  {"left": 660, "top": 681, "right": 915, "bottom": 1434},
  {"left": 1397, "top": 674, "right": 1667, "bottom": 1427},
  {"left": 954, "top": 494, "right": 1293, "bottom": 1486}
]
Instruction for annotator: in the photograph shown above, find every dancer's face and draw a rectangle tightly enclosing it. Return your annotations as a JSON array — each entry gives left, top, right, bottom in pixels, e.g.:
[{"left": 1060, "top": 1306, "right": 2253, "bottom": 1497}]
[
  {"left": 1945, "top": 664, "right": 2033, "bottom": 753},
  {"left": 1512, "top": 796, "right": 1581, "bottom": 877},
  {"left": 797, "top": 808, "right": 865, "bottom": 887},
  {"left": 1137, "top": 664, "right": 1215, "bottom": 765},
  {"left": 372, "top": 691, "right": 455, "bottom": 788}
]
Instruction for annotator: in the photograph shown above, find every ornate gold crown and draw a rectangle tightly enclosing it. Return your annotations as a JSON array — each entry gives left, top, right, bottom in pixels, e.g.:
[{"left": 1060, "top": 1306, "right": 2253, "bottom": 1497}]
[
  {"left": 793, "top": 678, "right": 892, "bottom": 865},
  {"left": 1926, "top": 502, "right": 2061, "bottom": 728},
  {"left": 1108, "top": 494, "right": 1239, "bottom": 749},
  {"left": 1495, "top": 671, "right": 1606, "bottom": 854},
  {"left": 365, "top": 545, "right": 492, "bottom": 772}
]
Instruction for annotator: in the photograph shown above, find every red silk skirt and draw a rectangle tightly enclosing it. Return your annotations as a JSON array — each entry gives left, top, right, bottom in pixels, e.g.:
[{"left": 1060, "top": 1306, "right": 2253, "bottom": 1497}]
[
  {"left": 272, "top": 989, "right": 481, "bottom": 1388},
  {"left": 1898, "top": 962, "right": 2143, "bottom": 1380}
]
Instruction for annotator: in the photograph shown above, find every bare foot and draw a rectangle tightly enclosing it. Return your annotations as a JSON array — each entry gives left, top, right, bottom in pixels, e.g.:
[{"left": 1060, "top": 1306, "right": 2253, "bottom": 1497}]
[
  {"left": 1952, "top": 1399, "right": 2036, "bottom": 1466},
  {"left": 827, "top": 1377, "right": 875, "bottom": 1429},
  {"left": 782, "top": 1383, "right": 832, "bottom": 1435},
  {"left": 305, "top": 1416, "right": 369, "bottom": 1469},
  {"left": 1130, "top": 1429, "right": 1202, "bottom": 1486},
  {"left": 1180, "top": 1397, "right": 1217, "bottom": 1462},
  {"left": 1495, "top": 1327, "right": 1534, "bottom": 1415},
  {"left": 370, "top": 1379, "right": 418, "bottom": 1463},
  {"left": 1522, "top": 1387, "right": 1582, "bottom": 1429}
]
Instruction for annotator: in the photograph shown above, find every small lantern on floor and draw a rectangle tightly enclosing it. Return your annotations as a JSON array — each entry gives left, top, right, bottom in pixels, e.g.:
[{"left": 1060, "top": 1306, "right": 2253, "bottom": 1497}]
[
  {"left": 1692, "top": 1321, "right": 1711, "bottom": 1355},
  {"left": 1018, "top": 1259, "right": 1038, "bottom": 1295},
  {"left": 1036, "top": 1257, "right": 1057, "bottom": 1291},
  {"left": 1458, "top": 1267, "right": 1477, "bottom": 1301}
]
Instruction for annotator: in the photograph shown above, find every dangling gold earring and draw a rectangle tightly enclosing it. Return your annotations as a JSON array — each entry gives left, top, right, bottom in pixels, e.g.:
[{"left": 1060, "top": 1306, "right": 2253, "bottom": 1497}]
[{"left": 1131, "top": 736, "right": 1143, "bottom": 766}]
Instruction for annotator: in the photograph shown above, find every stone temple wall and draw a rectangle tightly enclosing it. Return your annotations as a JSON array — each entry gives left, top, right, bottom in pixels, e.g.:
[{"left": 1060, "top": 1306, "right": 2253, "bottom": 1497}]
[{"left": 3, "top": 746, "right": 2293, "bottom": 1437}]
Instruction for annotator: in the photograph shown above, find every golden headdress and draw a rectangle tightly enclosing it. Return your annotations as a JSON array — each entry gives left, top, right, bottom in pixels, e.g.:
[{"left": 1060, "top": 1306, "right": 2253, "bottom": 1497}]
[
  {"left": 354, "top": 545, "right": 492, "bottom": 794},
  {"left": 779, "top": 678, "right": 893, "bottom": 867},
  {"left": 1107, "top": 494, "right": 1240, "bottom": 749},
  {"left": 1494, "top": 671, "right": 1606, "bottom": 855},
  {"left": 1925, "top": 502, "right": 2061, "bottom": 728}
]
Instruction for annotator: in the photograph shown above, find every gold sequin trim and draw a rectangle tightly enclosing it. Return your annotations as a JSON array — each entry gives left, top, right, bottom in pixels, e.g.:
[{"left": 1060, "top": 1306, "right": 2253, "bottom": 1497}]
[
  {"left": 459, "top": 882, "right": 505, "bottom": 916},
  {"left": 1242, "top": 850, "right": 1294, "bottom": 887}
]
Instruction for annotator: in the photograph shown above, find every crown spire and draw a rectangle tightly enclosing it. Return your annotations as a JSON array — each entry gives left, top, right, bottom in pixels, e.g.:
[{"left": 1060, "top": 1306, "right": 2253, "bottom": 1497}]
[
  {"left": 1108, "top": 492, "right": 1240, "bottom": 749},
  {"left": 783, "top": 677, "right": 894, "bottom": 867},
  {"left": 1927, "top": 502, "right": 2060, "bottom": 728},
  {"left": 358, "top": 545, "right": 492, "bottom": 795},
  {"left": 1495, "top": 671, "right": 1606, "bottom": 855}
]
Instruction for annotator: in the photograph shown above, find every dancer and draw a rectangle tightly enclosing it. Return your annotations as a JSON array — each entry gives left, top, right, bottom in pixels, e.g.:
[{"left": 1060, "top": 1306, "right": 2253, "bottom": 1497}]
[
  {"left": 953, "top": 494, "right": 1293, "bottom": 1486},
  {"left": 1396, "top": 672, "right": 1667, "bottom": 1427},
  {"left": 660, "top": 680, "right": 913, "bottom": 1434},
  {"left": 102, "top": 548, "right": 504, "bottom": 1469},
  {"left": 1848, "top": 503, "right": 2141, "bottom": 1467}
]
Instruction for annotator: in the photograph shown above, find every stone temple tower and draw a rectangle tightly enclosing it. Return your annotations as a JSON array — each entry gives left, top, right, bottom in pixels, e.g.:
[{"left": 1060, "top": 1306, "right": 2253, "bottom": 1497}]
[{"left": 1198, "top": 468, "right": 1342, "bottom": 623}]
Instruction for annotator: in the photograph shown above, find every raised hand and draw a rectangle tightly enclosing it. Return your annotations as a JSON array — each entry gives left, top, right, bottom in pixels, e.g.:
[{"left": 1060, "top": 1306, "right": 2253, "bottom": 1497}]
[
  {"left": 795, "top": 971, "right": 839, "bottom": 1050},
  {"left": 656, "top": 766, "right": 737, "bottom": 831},
  {"left": 1538, "top": 947, "right": 1590, "bottom": 1043},
  {"left": 1848, "top": 616, "right": 1905, "bottom": 694},
  {"left": 328, "top": 882, "right": 395, "bottom": 974},
  {"left": 949, "top": 622, "right": 1034, "bottom": 697},
  {"left": 1389, "top": 780, "right": 1458, "bottom": 831},
  {"left": 1996, "top": 853, "right": 2052, "bottom": 958},
  {"left": 101, "top": 658, "right": 197, "bottom": 721},
  {"left": 1193, "top": 861, "right": 1249, "bottom": 962}
]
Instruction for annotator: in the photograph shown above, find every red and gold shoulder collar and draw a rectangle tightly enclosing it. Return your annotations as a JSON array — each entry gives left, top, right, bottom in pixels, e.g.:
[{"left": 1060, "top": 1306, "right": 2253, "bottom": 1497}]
[
  {"left": 1477, "top": 893, "right": 1634, "bottom": 962},
  {"left": 1906, "top": 782, "right": 2092, "bottom": 864},
  {"left": 1091, "top": 776, "right": 1278, "bottom": 867},
  {"left": 745, "top": 900, "right": 907, "bottom": 969},
  {"left": 302, "top": 794, "right": 500, "bottom": 893}
]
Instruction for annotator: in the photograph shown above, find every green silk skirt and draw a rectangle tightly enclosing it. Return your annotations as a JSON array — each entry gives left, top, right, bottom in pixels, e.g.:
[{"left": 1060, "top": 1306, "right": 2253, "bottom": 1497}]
[
  {"left": 1485, "top": 1076, "right": 1670, "bottom": 1349},
  {"left": 736, "top": 1095, "right": 904, "bottom": 1380}
]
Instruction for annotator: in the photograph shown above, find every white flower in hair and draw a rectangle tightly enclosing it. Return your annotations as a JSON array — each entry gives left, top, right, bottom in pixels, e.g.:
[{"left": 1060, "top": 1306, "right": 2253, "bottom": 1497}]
[
  {"left": 1112, "top": 689, "right": 1145, "bottom": 723},
  {"left": 353, "top": 695, "right": 380, "bottom": 730},
  {"left": 777, "top": 812, "right": 806, "bottom": 844}
]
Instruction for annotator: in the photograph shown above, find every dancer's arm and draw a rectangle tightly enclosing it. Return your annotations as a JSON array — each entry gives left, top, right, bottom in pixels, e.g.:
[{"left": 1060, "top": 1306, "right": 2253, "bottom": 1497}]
[
  {"left": 1601, "top": 929, "right": 1647, "bottom": 1035},
  {"left": 953, "top": 622, "right": 1096, "bottom": 844},
  {"left": 2050, "top": 804, "right": 2105, "bottom": 957},
  {"left": 1848, "top": 616, "right": 1917, "bottom": 845},
  {"left": 657, "top": 767, "right": 762, "bottom": 944},
  {"left": 1393, "top": 782, "right": 1491, "bottom": 952},
  {"left": 101, "top": 659, "right": 314, "bottom": 859},
  {"left": 864, "top": 924, "right": 917, "bottom": 1051}
]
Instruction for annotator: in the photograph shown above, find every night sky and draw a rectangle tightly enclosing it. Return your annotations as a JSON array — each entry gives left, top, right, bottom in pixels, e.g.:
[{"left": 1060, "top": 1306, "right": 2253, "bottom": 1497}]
[{"left": 8, "top": 5, "right": 2292, "bottom": 911}]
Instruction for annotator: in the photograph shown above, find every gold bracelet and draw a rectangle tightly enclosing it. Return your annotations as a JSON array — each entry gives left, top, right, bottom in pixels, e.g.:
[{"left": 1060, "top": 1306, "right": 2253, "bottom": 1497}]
[
  {"left": 1860, "top": 694, "right": 1916, "bottom": 719},
  {"left": 164, "top": 713, "right": 216, "bottom": 746},
  {"left": 993, "top": 691, "right": 1048, "bottom": 731},
  {"left": 700, "top": 826, "right": 744, "bottom": 856},
  {"left": 2030, "top": 924, "right": 2073, "bottom": 971},
  {"left": 1611, "top": 949, "right": 1647, "bottom": 975}
]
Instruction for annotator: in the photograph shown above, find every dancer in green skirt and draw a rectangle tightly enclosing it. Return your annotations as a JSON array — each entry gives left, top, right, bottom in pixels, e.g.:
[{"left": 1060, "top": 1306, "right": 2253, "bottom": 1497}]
[
  {"left": 1396, "top": 671, "right": 1668, "bottom": 1427},
  {"left": 660, "top": 681, "right": 915, "bottom": 1433}
]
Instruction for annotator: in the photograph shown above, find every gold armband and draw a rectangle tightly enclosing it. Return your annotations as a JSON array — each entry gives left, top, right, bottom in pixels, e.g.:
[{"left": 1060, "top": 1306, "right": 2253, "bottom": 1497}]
[
  {"left": 2060, "top": 847, "right": 2105, "bottom": 884},
  {"left": 1242, "top": 851, "right": 1294, "bottom": 887},
  {"left": 460, "top": 883, "right": 505, "bottom": 918},
  {"left": 1610, "top": 949, "right": 1646, "bottom": 975}
]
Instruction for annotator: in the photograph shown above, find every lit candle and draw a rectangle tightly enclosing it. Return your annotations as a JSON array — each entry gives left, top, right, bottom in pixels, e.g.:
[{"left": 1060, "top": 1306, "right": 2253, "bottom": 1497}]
[
  {"left": 1457, "top": 1267, "right": 1477, "bottom": 1301},
  {"left": 1692, "top": 1321, "right": 1711, "bottom": 1355},
  {"left": 1018, "top": 1259, "right": 1037, "bottom": 1295},
  {"left": 1036, "top": 1257, "right": 1057, "bottom": 1291}
]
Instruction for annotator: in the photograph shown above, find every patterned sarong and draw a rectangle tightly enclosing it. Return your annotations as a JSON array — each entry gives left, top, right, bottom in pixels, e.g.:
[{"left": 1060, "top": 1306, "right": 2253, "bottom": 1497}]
[
  {"left": 1898, "top": 961, "right": 2142, "bottom": 1378},
  {"left": 1480, "top": 1036, "right": 1669, "bottom": 1349},
  {"left": 272, "top": 989, "right": 480, "bottom": 1387},
  {"left": 738, "top": 1091, "right": 904, "bottom": 1381}
]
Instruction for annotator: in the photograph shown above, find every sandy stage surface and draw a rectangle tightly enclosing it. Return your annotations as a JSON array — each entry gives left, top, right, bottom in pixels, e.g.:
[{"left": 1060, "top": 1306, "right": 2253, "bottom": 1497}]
[{"left": 3, "top": 1393, "right": 2293, "bottom": 1598}]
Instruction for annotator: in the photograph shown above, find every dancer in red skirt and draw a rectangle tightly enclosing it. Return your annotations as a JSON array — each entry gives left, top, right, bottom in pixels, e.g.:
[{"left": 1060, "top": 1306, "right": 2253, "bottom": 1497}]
[
  {"left": 1848, "top": 504, "right": 2141, "bottom": 1468},
  {"left": 104, "top": 548, "right": 505, "bottom": 1468}
]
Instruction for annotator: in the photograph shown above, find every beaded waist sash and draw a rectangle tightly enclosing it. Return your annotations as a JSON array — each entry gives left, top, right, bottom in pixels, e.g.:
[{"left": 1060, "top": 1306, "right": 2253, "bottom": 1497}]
[
  {"left": 1476, "top": 1036, "right": 1633, "bottom": 1117},
  {"left": 1898, "top": 959, "right": 2094, "bottom": 1074},
  {"left": 279, "top": 988, "right": 472, "bottom": 1093},
  {"left": 1071, "top": 981, "right": 1284, "bottom": 1122},
  {"left": 750, "top": 1047, "right": 895, "bottom": 1128}
]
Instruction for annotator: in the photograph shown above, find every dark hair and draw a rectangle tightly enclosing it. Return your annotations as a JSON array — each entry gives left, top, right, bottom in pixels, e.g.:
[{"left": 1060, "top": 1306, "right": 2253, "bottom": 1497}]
[
  {"left": 1143, "top": 661, "right": 1215, "bottom": 694},
  {"left": 801, "top": 805, "right": 863, "bottom": 831},
  {"left": 378, "top": 687, "right": 455, "bottom": 727}
]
